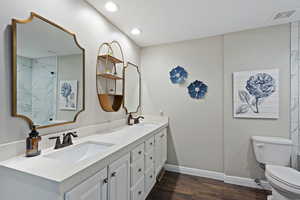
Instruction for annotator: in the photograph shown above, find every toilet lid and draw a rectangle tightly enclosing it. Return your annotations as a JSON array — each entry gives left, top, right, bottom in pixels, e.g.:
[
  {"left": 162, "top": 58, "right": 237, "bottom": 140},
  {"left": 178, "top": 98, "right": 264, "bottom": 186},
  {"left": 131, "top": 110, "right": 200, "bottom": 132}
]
[{"left": 266, "top": 165, "right": 300, "bottom": 190}]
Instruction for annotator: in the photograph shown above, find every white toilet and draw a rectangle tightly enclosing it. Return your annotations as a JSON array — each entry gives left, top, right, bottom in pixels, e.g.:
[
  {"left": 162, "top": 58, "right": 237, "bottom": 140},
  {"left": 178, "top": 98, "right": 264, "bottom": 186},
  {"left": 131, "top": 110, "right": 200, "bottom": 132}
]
[{"left": 252, "top": 136, "right": 300, "bottom": 200}]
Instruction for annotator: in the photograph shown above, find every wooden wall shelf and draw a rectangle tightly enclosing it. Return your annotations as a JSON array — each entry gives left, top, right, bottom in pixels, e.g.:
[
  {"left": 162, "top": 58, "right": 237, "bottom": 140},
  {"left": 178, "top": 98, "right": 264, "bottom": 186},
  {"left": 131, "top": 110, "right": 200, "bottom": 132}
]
[
  {"left": 98, "top": 94, "right": 123, "bottom": 112},
  {"left": 97, "top": 73, "right": 123, "bottom": 80},
  {"left": 98, "top": 55, "right": 123, "bottom": 64},
  {"left": 97, "top": 41, "right": 125, "bottom": 113}
]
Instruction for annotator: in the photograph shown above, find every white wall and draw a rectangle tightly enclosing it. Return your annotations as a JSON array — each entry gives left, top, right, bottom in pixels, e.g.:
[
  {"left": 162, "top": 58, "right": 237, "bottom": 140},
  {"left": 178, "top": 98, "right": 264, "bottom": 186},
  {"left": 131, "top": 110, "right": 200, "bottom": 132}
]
[
  {"left": 0, "top": 0, "right": 140, "bottom": 144},
  {"left": 141, "top": 24, "right": 290, "bottom": 179},
  {"left": 223, "top": 24, "right": 290, "bottom": 178},
  {"left": 141, "top": 36, "right": 224, "bottom": 173}
]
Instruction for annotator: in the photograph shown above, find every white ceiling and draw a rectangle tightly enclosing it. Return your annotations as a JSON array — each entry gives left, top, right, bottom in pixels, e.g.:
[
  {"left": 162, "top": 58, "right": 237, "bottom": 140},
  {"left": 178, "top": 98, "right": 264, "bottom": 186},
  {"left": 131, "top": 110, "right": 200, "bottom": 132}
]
[{"left": 86, "top": 0, "right": 300, "bottom": 47}]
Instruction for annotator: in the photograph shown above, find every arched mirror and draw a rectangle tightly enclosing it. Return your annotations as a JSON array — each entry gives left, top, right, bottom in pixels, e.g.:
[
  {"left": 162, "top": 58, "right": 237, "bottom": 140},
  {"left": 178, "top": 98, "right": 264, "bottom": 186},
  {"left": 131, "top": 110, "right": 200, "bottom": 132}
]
[
  {"left": 123, "top": 62, "right": 141, "bottom": 114},
  {"left": 12, "top": 12, "right": 85, "bottom": 129}
]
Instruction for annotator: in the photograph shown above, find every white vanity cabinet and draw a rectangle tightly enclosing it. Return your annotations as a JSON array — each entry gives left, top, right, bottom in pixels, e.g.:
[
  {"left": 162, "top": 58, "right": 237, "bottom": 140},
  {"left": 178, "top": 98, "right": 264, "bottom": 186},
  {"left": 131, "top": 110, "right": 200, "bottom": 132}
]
[
  {"left": 0, "top": 123, "right": 168, "bottom": 200},
  {"left": 108, "top": 153, "right": 130, "bottom": 200},
  {"left": 144, "top": 136, "right": 155, "bottom": 195},
  {"left": 65, "top": 168, "right": 108, "bottom": 200},
  {"left": 65, "top": 128, "right": 167, "bottom": 200},
  {"left": 130, "top": 143, "right": 145, "bottom": 200},
  {"left": 66, "top": 154, "right": 130, "bottom": 200},
  {"left": 154, "top": 129, "right": 167, "bottom": 176}
]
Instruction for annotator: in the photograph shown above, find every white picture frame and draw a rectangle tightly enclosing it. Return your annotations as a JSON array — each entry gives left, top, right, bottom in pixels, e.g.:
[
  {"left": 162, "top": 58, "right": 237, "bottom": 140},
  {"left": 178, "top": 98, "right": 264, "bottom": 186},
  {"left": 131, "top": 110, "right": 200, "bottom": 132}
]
[
  {"left": 59, "top": 80, "right": 78, "bottom": 111},
  {"left": 233, "top": 69, "right": 279, "bottom": 119}
]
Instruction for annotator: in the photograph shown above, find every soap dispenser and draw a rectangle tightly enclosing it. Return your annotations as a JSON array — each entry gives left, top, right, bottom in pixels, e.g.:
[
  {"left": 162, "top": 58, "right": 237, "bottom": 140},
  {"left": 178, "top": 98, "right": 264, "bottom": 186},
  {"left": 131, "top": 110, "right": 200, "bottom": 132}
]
[
  {"left": 127, "top": 113, "right": 134, "bottom": 125},
  {"left": 26, "top": 125, "right": 41, "bottom": 157}
]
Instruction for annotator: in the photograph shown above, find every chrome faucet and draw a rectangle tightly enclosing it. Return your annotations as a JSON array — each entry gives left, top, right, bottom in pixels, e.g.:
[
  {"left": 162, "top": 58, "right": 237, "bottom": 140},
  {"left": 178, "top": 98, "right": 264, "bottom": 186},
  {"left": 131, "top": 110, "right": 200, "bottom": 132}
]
[
  {"left": 49, "top": 131, "right": 78, "bottom": 149},
  {"left": 134, "top": 116, "right": 144, "bottom": 124},
  {"left": 127, "top": 113, "right": 144, "bottom": 125}
]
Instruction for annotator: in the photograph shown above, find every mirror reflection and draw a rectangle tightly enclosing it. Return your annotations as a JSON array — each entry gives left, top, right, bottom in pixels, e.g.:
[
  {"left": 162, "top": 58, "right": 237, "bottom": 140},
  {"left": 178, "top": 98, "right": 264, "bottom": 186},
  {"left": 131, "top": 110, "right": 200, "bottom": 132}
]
[
  {"left": 13, "top": 13, "right": 85, "bottom": 128},
  {"left": 123, "top": 62, "right": 141, "bottom": 113}
]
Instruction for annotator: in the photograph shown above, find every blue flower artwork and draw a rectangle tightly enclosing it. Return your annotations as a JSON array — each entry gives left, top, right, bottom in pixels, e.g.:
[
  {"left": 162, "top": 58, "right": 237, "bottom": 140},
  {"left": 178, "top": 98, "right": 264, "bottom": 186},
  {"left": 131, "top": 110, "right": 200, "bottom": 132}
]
[
  {"left": 187, "top": 80, "right": 208, "bottom": 99},
  {"left": 245, "top": 73, "right": 275, "bottom": 113},
  {"left": 169, "top": 66, "right": 188, "bottom": 84},
  {"left": 234, "top": 69, "right": 279, "bottom": 119},
  {"left": 59, "top": 80, "right": 78, "bottom": 111}
]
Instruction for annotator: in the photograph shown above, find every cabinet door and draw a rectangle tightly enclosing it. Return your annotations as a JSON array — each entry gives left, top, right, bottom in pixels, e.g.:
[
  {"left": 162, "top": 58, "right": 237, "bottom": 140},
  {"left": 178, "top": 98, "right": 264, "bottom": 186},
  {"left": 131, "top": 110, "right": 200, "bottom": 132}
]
[
  {"left": 108, "top": 153, "right": 130, "bottom": 200},
  {"left": 65, "top": 168, "right": 108, "bottom": 200},
  {"left": 154, "top": 133, "right": 162, "bottom": 175},
  {"left": 161, "top": 129, "right": 167, "bottom": 164},
  {"left": 154, "top": 129, "right": 167, "bottom": 175}
]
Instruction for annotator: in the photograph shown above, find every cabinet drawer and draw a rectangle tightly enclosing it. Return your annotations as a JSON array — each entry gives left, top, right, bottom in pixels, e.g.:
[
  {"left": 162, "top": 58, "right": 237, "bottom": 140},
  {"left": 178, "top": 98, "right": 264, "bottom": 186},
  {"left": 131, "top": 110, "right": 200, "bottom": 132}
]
[
  {"left": 131, "top": 175, "right": 145, "bottom": 200},
  {"left": 131, "top": 143, "right": 145, "bottom": 162},
  {"left": 145, "top": 137, "right": 154, "bottom": 153},
  {"left": 145, "top": 150, "right": 154, "bottom": 171},
  {"left": 131, "top": 158, "right": 145, "bottom": 186},
  {"left": 145, "top": 167, "right": 155, "bottom": 194}
]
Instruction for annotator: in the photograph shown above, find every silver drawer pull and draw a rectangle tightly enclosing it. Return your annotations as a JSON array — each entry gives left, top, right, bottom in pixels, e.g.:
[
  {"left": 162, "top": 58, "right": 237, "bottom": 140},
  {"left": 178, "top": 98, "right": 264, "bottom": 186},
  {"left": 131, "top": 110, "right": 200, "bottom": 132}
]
[
  {"left": 103, "top": 178, "right": 108, "bottom": 184},
  {"left": 111, "top": 172, "right": 117, "bottom": 177}
]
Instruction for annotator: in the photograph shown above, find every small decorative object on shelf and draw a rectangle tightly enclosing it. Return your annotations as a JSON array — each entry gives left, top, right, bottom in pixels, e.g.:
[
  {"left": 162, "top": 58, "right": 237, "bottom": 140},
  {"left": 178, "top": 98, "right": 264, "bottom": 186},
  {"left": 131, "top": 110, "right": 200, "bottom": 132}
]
[
  {"left": 169, "top": 66, "right": 188, "bottom": 84},
  {"left": 187, "top": 80, "right": 208, "bottom": 99}
]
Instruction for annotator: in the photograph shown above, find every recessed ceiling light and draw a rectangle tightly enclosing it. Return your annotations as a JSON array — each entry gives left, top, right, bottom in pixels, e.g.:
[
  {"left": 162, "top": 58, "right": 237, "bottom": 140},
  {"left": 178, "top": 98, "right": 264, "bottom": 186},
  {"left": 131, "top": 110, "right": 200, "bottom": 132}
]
[
  {"left": 131, "top": 28, "right": 141, "bottom": 35},
  {"left": 105, "top": 1, "right": 119, "bottom": 12},
  {"left": 273, "top": 10, "right": 296, "bottom": 20}
]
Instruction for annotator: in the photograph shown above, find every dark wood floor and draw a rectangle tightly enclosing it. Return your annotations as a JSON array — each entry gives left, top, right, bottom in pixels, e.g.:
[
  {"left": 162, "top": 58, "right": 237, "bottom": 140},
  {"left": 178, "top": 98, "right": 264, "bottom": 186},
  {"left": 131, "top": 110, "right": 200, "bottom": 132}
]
[{"left": 146, "top": 171, "right": 270, "bottom": 200}]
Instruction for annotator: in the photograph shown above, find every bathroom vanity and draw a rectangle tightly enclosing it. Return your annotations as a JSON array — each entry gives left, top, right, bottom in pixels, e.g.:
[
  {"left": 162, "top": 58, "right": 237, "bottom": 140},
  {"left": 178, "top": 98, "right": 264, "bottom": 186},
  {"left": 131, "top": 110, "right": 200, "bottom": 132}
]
[
  {"left": 3, "top": 12, "right": 167, "bottom": 200},
  {"left": 0, "top": 119, "right": 168, "bottom": 200}
]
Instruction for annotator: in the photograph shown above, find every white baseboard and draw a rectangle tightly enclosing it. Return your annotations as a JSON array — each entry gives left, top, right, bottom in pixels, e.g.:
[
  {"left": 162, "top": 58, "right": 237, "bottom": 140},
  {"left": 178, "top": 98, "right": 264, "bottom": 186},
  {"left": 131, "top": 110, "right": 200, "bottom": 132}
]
[
  {"left": 224, "top": 175, "right": 271, "bottom": 190},
  {"left": 164, "top": 164, "right": 224, "bottom": 181},
  {"left": 164, "top": 164, "right": 270, "bottom": 190}
]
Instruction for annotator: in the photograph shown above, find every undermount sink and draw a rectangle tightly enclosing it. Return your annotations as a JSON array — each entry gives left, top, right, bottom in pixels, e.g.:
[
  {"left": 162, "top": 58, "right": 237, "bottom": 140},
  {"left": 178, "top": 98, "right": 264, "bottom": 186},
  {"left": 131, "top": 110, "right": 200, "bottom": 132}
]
[{"left": 43, "top": 142, "right": 114, "bottom": 164}]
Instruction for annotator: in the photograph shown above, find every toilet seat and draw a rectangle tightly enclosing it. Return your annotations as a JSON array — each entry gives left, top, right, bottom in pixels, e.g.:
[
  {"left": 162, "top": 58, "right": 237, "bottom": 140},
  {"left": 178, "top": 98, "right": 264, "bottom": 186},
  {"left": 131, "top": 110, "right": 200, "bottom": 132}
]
[{"left": 266, "top": 165, "right": 300, "bottom": 196}]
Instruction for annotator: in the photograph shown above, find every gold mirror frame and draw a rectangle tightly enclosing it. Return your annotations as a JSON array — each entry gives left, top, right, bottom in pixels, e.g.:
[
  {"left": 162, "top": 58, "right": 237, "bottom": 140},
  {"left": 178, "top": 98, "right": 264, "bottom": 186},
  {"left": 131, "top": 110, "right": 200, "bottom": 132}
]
[
  {"left": 11, "top": 12, "right": 85, "bottom": 129},
  {"left": 122, "top": 62, "right": 141, "bottom": 114}
]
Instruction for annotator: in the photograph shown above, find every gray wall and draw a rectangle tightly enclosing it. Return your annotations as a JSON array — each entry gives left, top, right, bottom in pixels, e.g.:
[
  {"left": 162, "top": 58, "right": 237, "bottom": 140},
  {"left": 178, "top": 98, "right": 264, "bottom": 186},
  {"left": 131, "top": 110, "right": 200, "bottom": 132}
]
[
  {"left": 141, "top": 36, "right": 224, "bottom": 173},
  {"left": 141, "top": 24, "right": 290, "bottom": 179},
  {"left": 223, "top": 24, "right": 290, "bottom": 178},
  {"left": 56, "top": 54, "right": 83, "bottom": 121},
  {"left": 0, "top": 0, "right": 140, "bottom": 144}
]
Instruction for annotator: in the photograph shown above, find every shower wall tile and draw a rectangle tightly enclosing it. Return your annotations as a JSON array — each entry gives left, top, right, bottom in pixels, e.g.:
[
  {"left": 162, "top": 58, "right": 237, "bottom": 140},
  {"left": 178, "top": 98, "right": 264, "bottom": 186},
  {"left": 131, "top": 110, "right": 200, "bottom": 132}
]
[
  {"left": 291, "top": 22, "right": 300, "bottom": 169},
  {"left": 17, "top": 56, "right": 33, "bottom": 118},
  {"left": 31, "top": 56, "right": 57, "bottom": 126}
]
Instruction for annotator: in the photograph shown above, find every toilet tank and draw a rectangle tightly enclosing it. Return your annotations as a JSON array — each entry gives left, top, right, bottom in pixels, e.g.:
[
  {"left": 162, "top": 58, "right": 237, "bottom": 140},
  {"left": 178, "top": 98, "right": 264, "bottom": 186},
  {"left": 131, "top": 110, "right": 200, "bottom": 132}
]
[{"left": 252, "top": 136, "right": 292, "bottom": 166}]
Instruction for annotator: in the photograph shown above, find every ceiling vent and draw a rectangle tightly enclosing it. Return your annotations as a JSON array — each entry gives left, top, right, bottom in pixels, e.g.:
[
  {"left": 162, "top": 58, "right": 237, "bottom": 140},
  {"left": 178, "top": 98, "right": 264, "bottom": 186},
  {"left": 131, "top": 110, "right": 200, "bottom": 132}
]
[{"left": 273, "top": 10, "right": 296, "bottom": 20}]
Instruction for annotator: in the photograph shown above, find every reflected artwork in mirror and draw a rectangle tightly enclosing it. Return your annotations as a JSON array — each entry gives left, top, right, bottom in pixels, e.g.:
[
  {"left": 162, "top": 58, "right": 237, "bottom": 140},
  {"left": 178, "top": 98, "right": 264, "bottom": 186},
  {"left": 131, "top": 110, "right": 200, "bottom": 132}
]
[
  {"left": 12, "top": 12, "right": 85, "bottom": 129},
  {"left": 123, "top": 62, "right": 141, "bottom": 114}
]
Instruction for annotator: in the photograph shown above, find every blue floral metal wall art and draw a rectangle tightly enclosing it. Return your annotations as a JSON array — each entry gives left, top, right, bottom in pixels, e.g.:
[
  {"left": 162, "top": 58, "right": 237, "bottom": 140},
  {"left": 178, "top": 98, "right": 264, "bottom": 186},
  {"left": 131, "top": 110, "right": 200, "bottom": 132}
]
[
  {"left": 187, "top": 80, "right": 208, "bottom": 99},
  {"left": 233, "top": 69, "right": 279, "bottom": 119},
  {"left": 169, "top": 66, "right": 188, "bottom": 84}
]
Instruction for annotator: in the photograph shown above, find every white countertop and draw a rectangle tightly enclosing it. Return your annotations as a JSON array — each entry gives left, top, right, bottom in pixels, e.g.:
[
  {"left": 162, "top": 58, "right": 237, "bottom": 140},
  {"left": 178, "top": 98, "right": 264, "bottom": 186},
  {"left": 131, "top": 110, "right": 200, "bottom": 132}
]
[{"left": 0, "top": 118, "right": 168, "bottom": 189}]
